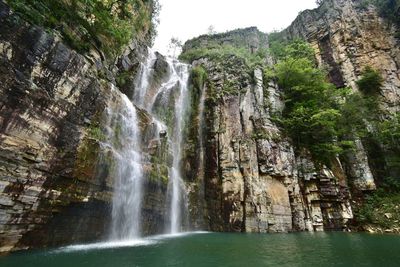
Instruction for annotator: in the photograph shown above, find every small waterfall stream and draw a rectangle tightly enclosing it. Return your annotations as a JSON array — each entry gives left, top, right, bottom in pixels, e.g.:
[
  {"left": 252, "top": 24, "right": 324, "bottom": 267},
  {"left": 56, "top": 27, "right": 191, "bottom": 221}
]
[
  {"left": 101, "top": 87, "right": 145, "bottom": 240},
  {"left": 107, "top": 50, "right": 191, "bottom": 240},
  {"left": 168, "top": 62, "right": 190, "bottom": 234},
  {"left": 195, "top": 82, "right": 207, "bottom": 228}
]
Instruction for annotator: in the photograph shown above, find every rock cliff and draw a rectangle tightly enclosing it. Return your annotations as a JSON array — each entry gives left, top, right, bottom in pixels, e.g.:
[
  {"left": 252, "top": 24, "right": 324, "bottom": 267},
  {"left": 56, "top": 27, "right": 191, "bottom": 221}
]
[
  {"left": 181, "top": 27, "right": 354, "bottom": 233},
  {"left": 0, "top": 0, "right": 399, "bottom": 254},
  {"left": 283, "top": 0, "right": 400, "bottom": 113},
  {"left": 181, "top": 0, "right": 399, "bottom": 234},
  {"left": 0, "top": 1, "right": 168, "bottom": 252},
  {"left": 281, "top": 0, "right": 400, "bottom": 184}
]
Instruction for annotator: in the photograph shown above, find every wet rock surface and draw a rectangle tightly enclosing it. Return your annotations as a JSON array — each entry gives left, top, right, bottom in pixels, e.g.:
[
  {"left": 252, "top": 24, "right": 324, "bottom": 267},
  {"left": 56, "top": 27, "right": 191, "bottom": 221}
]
[
  {"left": 1, "top": 0, "right": 399, "bottom": 254},
  {"left": 0, "top": 2, "right": 161, "bottom": 252}
]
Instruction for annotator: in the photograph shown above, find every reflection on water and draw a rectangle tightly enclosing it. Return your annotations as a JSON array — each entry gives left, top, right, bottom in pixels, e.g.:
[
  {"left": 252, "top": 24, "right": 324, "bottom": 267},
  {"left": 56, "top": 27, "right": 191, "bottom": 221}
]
[{"left": 1, "top": 232, "right": 400, "bottom": 267}]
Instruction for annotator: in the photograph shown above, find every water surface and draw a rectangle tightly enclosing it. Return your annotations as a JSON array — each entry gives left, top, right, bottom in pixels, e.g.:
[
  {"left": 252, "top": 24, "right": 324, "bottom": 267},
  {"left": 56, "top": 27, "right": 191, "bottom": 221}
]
[{"left": 1, "top": 232, "right": 400, "bottom": 267}]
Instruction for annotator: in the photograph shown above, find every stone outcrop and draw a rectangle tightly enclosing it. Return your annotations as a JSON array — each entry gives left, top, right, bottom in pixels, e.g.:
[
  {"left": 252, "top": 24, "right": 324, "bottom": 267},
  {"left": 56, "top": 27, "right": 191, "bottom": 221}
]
[
  {"left": 281, "top": 0, "right": 400, "bottom": 187},
  {"left": 0, "top": 1, "right": 168, "bottom": 252},
  {"left": 1, "top": 0, "right": 399, "bottom": 254},
  {"left": 182, "top": 15, "right": 385, "bottom": 233},
  {"left": 181, "top": 0, "right": 400, "bottom": 234},
  {"left": 282, "top": 0, "right": 400, "bottom": 114}
]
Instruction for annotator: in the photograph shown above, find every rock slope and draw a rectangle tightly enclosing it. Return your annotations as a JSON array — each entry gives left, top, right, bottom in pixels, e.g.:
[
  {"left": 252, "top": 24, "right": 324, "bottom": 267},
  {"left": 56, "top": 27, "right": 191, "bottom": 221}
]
[{"left": 0, "top": 1, "right": 167, "bottom": 252}]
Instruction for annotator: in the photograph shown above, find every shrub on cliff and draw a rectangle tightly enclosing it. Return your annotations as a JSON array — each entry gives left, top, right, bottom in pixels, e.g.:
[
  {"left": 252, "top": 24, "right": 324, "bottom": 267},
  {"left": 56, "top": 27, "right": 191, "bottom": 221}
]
[
  {"left": 272, "top": 40, "right": 349, "bottom": 164},
  {"left": 356, "top": 66, "right": 384, "bottom": 94},
  {"left": 376, "top": 113, "right": 400, "bottom": 147},
  {"left": 179, "top": 44, "right": 268, "bottom": 67},
  {"left": 374, "top": 0, "right": 400, "bottom": 27},
  {"left": 355, "top": 176, "right": 400, "bottom": 230},
  {"left": 191, "top": 66, "right": 208, "bottom": 92},
  {"left": 374, "top": 113, "right": 400, "bottom": 172},
  {"left": 8, "top": 0, "right": 159, "bottom": 57}
]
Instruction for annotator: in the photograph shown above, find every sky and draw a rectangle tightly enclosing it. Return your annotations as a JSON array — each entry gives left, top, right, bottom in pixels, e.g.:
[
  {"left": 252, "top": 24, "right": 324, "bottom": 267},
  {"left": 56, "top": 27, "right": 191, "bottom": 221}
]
[{"left": 153, "top": 0, "right": 318, "bottom": 55}]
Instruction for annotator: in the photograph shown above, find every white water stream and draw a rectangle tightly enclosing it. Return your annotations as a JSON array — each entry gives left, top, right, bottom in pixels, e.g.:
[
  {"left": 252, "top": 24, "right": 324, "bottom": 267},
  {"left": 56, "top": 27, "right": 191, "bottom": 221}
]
[
  {"left": 108, "top": 92, "right": 144, "bottom": 240},
  {"left": 108, "top": 50, "right": 190, "bottom": 239}
]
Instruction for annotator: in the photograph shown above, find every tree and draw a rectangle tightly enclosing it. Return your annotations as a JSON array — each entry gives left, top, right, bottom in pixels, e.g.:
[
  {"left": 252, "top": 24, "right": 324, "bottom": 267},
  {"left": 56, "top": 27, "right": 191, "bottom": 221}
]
[
  {"left": 168, "top": 37, "right": 183, "bottom": 58},
  {"left": 356, "top": 66, "right": 384, "bottom": 95},
  {"left": 207, "top": 25, "right": 216, "bottom": 35},
  {"left": 273, "top": 40, "right": 346, "bottom": 164}
]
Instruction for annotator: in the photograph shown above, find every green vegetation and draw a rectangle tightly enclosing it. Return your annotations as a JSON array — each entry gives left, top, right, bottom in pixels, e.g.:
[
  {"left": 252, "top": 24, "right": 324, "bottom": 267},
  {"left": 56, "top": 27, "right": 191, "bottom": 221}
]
[
  {"left": 8, "top": 0, "right": 159, "bottom": 57},
  {"left": 75, "top": 138, "right": 100, "bottom": 178},
  {"left": 356, "top": 177, "right": 400, "bottom": 230},
  {"left": 149, "top": 152, "right": 169, "bottom": 185},
  {"left": 373, "top": 0, "right": 400, "bottom": 27},
  {"left": 182, "top": 66, "right": 208, "bottom": 161},
  {"left": 268, "top": 40, "right": 349, "bottom": 164},
  {"left": 356, "top": 0, "right": 400, "bottom": 29},
  {"left": 266, "top": 39, "right": 399, "bottom": 171},
  {"left": 191, "top": 66, "right": 208, "bottom": 91},
  {"left": 88, "top": 126, "right": 106, "bottom": 141},
  {"left": 338, "top": 93, "right": 380, "bottom": 138},
  {"left": 269, "top": 38, "right": 315, "bottom": 63},
  {"left": 179, "top": 45, "right": 268, "bottom": 68},
  {"left": 356, "top": 66, "right": 384, "bottom": 94},
  {"left": 116, "top": 70, "right": 133, "bottom": 88},
  {"left": 374, "top": 113, "right": 400, "bottom": 171},
  {"left": 267, "top": 31, "right": 286, "bottom": 60},
  {"left": 376, "top": 113, "right": 400, "bottom": 146}
]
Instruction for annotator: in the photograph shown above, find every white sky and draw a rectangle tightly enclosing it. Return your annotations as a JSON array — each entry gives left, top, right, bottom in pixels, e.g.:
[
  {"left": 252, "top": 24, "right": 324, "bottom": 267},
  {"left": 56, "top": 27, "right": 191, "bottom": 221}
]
[{"left": 153, "top": 0, "right": 318, "bottom": 55}]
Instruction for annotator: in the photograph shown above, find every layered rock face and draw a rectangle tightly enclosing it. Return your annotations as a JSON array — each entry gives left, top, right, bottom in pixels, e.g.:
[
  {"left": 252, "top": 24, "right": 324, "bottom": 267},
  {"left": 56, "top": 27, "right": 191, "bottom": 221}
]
[
  {"left": 0, "top": 2, "right": 169, "bottom": 252},
  {"left": 282, "top": 0, "right": 400, "bottom": 113},
  {"left": 282, "top": 0, "right": 400, "bottom": 185},
  {"left": 182, "top": 0, "right": 399, "bottom": 234},
  {"left": 1, "top": 0, "right": 399, "bottom": 254},
  {"left": 182, "top": 27, "right": 354, "bottom": 233}
]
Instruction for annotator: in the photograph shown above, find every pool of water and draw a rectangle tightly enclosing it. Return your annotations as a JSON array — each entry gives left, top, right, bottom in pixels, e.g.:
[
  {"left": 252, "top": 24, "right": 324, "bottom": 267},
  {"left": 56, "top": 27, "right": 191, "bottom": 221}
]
[{"left": 1, "top": 232, "right": 400, "bottom": 267}]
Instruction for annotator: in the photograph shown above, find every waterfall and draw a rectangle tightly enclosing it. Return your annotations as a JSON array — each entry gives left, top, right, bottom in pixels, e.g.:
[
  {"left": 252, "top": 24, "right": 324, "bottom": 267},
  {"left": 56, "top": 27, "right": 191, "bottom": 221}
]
[
  {"left": 168, "top": 62, "right": 190, "bottom": 234},
  {"left": 108, "top": 50, "right": 191, "bottom": 236},
  {"left": 133, "top": 51, "right": 157, "bottom": 108},
  {"left": 195, "top": 82, "right": 207, "bottom": 228},
  {"left": 106, "top": 89, "right": 144, "bottom": 240}
]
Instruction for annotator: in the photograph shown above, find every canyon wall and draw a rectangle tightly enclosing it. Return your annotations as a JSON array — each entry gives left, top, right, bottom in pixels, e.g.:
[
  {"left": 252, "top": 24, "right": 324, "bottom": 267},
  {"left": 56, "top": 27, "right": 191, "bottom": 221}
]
[
  {"left": 0, "top": 1, "right": 170, "bottom": 252},
  {"left": 0, "top": 0, "right": 399, "bottom": 254},
  {"left": 182, "top": 0, "right": 399, "bottom": 234},
  {"left": 182, "top": 27, "right": 354, "bottom": 234},
  {"left": 281, "top": 0, "right": 400, "bottom": 181}
]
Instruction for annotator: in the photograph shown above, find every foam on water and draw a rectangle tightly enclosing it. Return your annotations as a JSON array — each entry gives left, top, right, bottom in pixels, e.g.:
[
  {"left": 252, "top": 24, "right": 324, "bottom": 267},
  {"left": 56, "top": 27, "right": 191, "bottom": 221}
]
[
  {"left": 56, "top": 232, "right": 210, "bottom": 253},
  {"left": 57, "top": 239, "right": 157, "bottom": 253}
]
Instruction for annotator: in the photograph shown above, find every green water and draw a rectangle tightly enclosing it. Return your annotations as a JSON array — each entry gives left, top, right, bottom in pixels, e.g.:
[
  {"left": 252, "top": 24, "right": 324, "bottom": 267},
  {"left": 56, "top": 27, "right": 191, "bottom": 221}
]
[{"left": 1, "top": 232, "right": 400, "bottom": 267}]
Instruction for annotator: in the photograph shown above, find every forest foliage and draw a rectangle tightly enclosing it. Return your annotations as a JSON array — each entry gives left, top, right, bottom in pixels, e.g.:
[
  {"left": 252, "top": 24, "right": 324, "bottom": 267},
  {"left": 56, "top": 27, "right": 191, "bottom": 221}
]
[
  {"left": 8, "top": 0, "right": 159, "bottom": 57},
  {"left": 266, "top": 39, "right": 400, "bottom": 170},
  {"left": 360, "top": 0, "right": 400, "bottom": 27},
  {"left": 179, "top": 45, "right": 268, "bottom": 68},
  {"left": 267, "top": 40, "right": 349, "bottom": 164}
]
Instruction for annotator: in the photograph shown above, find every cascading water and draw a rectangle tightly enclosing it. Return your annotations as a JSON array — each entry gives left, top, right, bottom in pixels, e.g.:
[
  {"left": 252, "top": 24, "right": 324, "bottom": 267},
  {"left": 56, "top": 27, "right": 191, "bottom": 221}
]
[
  {"left": 104, "top": 87, "right": 145, "bottom": 240},
  {"left": 99, "top": 87, "right": 144, "bottom": 241},
  {"left": 132, "top": 50, "right": 190, "bottom": 234},
  {"left": 195, "top": 83, "right": 207, "bottom": 228},
  {"left": 168, "top": 62, "right": 190, "bottom": 234},
  {"left": 133, "top": 51, "right": 157, "bottom": 108},
  {"left": 103, "top": 50, "right": 190, "bottom": 242}
]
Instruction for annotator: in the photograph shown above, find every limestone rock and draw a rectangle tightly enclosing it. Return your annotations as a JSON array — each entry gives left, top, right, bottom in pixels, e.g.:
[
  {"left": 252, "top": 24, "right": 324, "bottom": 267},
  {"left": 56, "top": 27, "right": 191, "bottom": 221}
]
[{"left": 0, "top": 1, "right": 160, "bottom": 253}]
